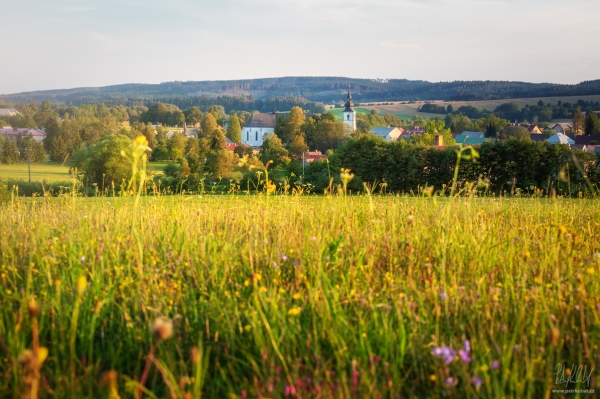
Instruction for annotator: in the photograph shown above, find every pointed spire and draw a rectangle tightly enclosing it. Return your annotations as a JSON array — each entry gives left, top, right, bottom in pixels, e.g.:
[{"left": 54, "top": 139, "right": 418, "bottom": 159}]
[{"left": 344, "top": 85, "right": 354, "bottom": 110}]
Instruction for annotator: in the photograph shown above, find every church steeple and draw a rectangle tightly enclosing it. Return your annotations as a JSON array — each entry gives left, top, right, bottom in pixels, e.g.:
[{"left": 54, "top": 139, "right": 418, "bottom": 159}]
[
  {"left": 342, "top": 85, "right": 356, "bottom": 131},
  {"left": 344, "top": 85, "right": 354, "bottom": 111}
]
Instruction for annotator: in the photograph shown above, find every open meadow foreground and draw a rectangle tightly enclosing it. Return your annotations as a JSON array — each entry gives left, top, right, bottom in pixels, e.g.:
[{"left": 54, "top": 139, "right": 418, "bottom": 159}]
[{"left": 1, "top": 195, "right": 599, "bottom": 398}]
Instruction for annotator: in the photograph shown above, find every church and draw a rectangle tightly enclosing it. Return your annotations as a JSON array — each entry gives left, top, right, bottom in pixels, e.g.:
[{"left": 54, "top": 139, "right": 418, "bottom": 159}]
[
  {"left": 342, "top": 87, "right": 357, "bottom": 131},
  {"left": 241, "top": 88, "right": 357, "bottom": 147}
]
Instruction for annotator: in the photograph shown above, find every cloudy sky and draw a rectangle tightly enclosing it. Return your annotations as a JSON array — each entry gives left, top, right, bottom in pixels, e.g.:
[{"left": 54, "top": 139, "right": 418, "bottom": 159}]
[{"left": 2, "top": 0, "right": 599, "bottom": 94}]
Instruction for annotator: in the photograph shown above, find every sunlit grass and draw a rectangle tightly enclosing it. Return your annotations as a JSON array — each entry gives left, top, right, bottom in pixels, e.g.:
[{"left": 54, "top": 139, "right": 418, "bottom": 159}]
[
  {"left": 0, "top": 163, "right": 71, "bottom": 182},
  {"left": 0, "top": 194, "right": 599, "bottom": 398}
]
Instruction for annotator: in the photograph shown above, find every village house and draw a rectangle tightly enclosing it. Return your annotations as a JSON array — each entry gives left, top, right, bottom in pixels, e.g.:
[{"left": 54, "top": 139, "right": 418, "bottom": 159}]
[
  {"left": 370, "top": 126, "right": 404, "bottom": 141},
  {"left": 551, "top": 123, "right": 573, "bottom": 134},
  {"left": 302, "top": 151, "right": 327, "bottom": 166},
  {"left": 0, "top": 127, "right": 46, "bottom": 142},
  {"left": 574, "top": 135, "right": 600, "bottom": 145},
  {"left": 505, "top": 123, "right": 543, "bottom": 134}
]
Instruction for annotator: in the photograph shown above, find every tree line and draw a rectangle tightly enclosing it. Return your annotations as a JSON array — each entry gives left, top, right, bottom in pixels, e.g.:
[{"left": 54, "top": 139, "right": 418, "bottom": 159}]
[
  {"left": 304, "top": 135, "right": 599, "bottom": 196},
  {"left": 3, "top": 77, "right": 600, "bottom": 104}
]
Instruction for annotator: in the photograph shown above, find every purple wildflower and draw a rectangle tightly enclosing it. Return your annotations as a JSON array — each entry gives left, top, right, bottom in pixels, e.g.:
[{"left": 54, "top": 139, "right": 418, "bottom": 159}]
[
  {"left": 513, "top": 344, "right": 520, "bottom": 352},
  {"left": 471, "top": 376, "right": 483, "bottom": 388},
  {"left": 444, "top": 377, "right": 456, "bottom": 387},
  {"left": 279, "top": 253, "right": 288, "bottom": 262},
  {"left": 272, "top": 262, "right": 279, "bottom": 269},
  {"left": 492, "top": 360, "right": 500, "bottom": 369},
  {"left": 432, "top": 346, "right": 456, "bottom": 364},
  {"left": 440, "top": 292, "right": 448, "bottom": 301},
  {"left": 459, "top": 340, "right": 471, "bottom": 363}
]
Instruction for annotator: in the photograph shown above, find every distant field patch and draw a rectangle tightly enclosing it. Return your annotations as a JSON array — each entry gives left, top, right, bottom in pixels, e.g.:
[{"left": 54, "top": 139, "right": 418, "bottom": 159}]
[
  {"left": 360, "top": 94, "right": 600, "bottom": 118},
  {"left": 0, "top": 163, "right": 71, "bottom": 183}
]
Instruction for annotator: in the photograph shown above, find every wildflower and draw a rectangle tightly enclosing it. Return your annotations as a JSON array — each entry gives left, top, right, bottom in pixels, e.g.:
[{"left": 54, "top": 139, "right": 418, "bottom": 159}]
[
  {"left": 287, "top": 307, "right": 302, "bottom": 316},
  {"left": 77, "top": 275, "right": 88, "bottom": 296},
  {"left": 285, "top": 385, "right": 296, "bottom": 396},
  {"left": 151, "top": 317, "right": 173, "bottom": 341},
  {"left": 513, "top": 344, "right": 519, "bottom": 352},
  {"left": 491, "top": 360, "right": 500, "bottom": 370},
  {"left": 244, "top": 325, "right": 252, "bottom": 332},
  {"left": 259, "top": 287, "right": 267, "bottom": 293},
  {"left": 241, "top": 390, "right": 247, "bottom": 399},
  {"left": 558, "top": 225, "right": 567, "bottom": 235},
  {"left": 432, "top": 346, "right": 456, "bottom": 364},
  {"left": 292, "top": 293, "right": 302, "bottom": 300},
  {"left": 444, "top": 377, "right": 456, "bottom": 387},
  {"left": 439, "top": 292, "right": 448, "bottom": 301},
  {"left": 80, "top": 255, "right": 86, "bottom": 262},
  {"left": 279, "top": 254, "right": 288, "bottom": 262},
  {"left": 272, "top": 262, "right": 279, "bottom": 269},
  {"left": 471, "top": 376, "right": 483, "bottom": 389},
  {"left": 459, "top": 340, "right": 471, "bottom": 363}
]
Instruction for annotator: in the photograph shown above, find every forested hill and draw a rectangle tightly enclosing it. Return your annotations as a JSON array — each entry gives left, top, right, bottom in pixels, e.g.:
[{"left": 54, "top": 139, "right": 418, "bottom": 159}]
[{"left": 2, "top": 77, "right": 600, "bottom": 106}]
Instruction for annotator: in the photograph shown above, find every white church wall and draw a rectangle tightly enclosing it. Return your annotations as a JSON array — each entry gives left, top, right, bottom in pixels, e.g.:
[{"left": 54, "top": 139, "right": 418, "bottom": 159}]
[{"left": 242, "top": 127, "right": 275, "bottom": 147}]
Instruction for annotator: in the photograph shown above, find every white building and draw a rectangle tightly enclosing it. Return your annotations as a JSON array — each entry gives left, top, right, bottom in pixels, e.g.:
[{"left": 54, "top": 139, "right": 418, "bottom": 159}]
[
  {"left": 547, "top": 133, "right": 575, "bottom": 145},
  {"left": 342, "top": 87, "right": 356, "bottom": 131},
  {"left": 0, "top": 108, "right": 20, "bottom": 117},
  {"left": 370, "top": 126, "right": 404, "bottom": 141},
  {"left": 241, "top": 113, "right": 278, "bottom": 147},
  {"left": 0, "top": 128, "right": 46, "bottom": 143}
]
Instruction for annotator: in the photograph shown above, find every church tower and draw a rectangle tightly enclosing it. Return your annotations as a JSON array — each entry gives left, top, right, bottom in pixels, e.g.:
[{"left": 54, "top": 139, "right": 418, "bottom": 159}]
[{"left": 342, "top": 86, "right": 356, "bottom": 130}]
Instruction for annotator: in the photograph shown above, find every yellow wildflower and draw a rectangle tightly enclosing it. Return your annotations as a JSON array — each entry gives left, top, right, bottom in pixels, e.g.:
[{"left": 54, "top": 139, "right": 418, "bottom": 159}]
[{"left": 287, "top": 307, "right": 302, "bottom": 316}]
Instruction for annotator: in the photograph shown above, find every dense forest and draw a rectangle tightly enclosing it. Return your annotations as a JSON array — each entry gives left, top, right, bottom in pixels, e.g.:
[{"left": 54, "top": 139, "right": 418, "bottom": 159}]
[{"left": 2, "top": 77, "right": 600, "bottom": 107}]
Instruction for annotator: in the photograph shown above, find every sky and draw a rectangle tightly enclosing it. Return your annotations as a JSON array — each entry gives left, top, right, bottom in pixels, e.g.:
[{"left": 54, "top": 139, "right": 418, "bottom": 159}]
[{"left": 2, "top": 0, "right": 599, "bottom": 94}]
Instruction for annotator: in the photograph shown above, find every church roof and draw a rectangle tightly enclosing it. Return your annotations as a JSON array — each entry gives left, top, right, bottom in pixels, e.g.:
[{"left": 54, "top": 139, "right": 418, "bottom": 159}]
[
  {"left": 244, "top": 113, "right": 278, "bottom": 128},
  {"left": 344, "top": 86, "right": 354, "bottom": 111}
]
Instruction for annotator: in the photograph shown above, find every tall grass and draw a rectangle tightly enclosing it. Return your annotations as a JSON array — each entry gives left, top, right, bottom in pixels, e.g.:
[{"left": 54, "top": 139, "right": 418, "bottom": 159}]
[{"left": 0, "top": 193, "right": 599, "bottom": 398}]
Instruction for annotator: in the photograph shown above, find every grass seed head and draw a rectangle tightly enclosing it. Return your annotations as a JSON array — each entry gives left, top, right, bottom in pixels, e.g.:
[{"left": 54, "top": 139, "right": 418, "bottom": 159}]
[{"left": 152, "top": 317, "right": 173, "bottom": 341}]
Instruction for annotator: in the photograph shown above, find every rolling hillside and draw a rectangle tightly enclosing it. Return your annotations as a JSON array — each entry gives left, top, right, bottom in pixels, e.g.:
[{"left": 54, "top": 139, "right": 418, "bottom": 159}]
[{"left": 2, "top": 77, "right": 600, "bottom": 106}]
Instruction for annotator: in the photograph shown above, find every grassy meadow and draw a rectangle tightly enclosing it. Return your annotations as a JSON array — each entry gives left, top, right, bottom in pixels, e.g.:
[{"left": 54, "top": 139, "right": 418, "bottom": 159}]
[
  {"left": 0, "top": 163, "right": 71, "bottom": 183},
  {"left": 1, "top": 193, "right": 599, "bottom": 398}
]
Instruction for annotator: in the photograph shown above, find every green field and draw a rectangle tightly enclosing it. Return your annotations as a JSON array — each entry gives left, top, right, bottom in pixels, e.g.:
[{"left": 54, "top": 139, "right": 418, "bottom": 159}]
[
  {"left": 0, "top": 163, "right": 72, "bottom": 182},
  {"left": 0, "top": 162, "right": 170, "bottom": 182},
  {"left": 1, "top": 194, "right": 598, "bottom": 398}
]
